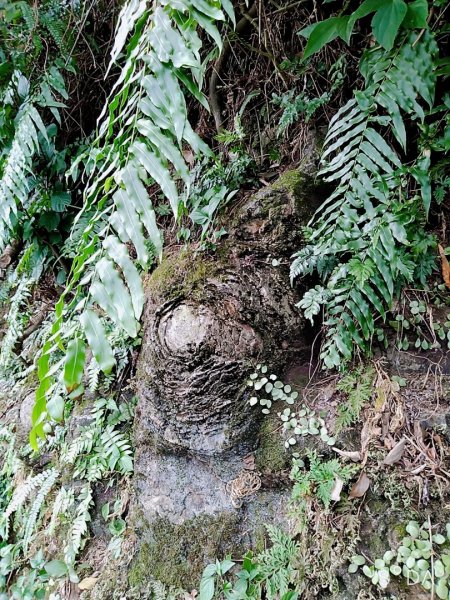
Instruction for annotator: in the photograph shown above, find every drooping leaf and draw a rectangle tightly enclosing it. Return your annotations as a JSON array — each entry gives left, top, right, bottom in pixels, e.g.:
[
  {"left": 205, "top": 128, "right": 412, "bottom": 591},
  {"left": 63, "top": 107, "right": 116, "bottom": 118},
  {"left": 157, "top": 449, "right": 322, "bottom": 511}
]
[
  {"left": 95, "top": 258, "right": 138, "bottom": 337},
  {"left": 63, "top": 338, "right": 86, "bottom": 392},
  {"left": 301, "top": 17, "right": 350, "bottom": 60},
  {"left": 47, "top": 394, "right": 65, "bottom": 422},
  {"left": 45, "top": 560, "right": 68, "bottom": 578},
  {"left": 403, "top": 0, "right": 428, "bottom": 29},
  {"left": 103, "top": 235, "right": 144, "bottom": 320},
  {"left": 371, "top": 0, "right": 408, "bottom": 50},
  {"left": 80, "top": 309, "right": 115, "bottom": 374}
]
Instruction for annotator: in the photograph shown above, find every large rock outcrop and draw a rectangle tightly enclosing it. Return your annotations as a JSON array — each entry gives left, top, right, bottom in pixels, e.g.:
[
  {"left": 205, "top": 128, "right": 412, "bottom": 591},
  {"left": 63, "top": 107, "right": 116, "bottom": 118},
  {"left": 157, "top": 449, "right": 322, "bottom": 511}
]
[
  {"left": 134, "top": 170, "right": 322, "bottom": 456},
  {"left": 129, "top": 171, "right": 323, "bottom": 588}
]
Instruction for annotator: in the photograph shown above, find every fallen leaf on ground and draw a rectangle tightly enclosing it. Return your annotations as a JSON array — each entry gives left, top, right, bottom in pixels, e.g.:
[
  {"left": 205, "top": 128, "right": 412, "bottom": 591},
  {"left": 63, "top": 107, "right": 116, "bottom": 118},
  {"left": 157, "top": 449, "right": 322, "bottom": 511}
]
[
  {"left": 349, "top": 472, "right": 370, "bottom": 499},
  {"left": 383, "top": 438, "right": 406, "bottom": 465},
  {"left": 78, "top": 577, "right": 98, "bottom": 591},
  {"left": 333, "top": 448, "right": 361, "bottom": 462}
]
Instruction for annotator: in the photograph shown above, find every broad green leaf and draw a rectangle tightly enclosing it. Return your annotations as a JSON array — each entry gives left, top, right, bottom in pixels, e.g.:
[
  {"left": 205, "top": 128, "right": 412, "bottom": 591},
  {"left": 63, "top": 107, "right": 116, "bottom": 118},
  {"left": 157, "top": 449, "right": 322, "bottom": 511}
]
[
  {"left": 103, "top": 235, "right": 144, "bottom": 320},
  {"left": 45, "top": 560, "right": 68, "bottom": 578},
  {"left": 377, "top": 91, "right": 406, "bottom": 148},
  {"left": 346, "top": 0, "right": 390, "bottom": 40},
  {"left": 90, "top": 281, "right": 119, "bottom": 325},
  {"left": 192, "top": 7, "right": 222, "bottom": 51},
  {"left": 173, "top": 68, "right": 210, "bottom": 110},
  {"left": 51, "top": 191, "right": 71, "bottom": 212},
  {"left": 120, "top": 163, "right": 163, "bottom": 259},
  {"left": 147, "top": 61, "right": 187, "bottom": 141},
  {"left": 47, "top": 394, "right": 65, "bottom": 422},
  {"left": 149, "top": 8, "right": 198, "bottom": 69},
  {"left": 199, "top": 576, "right": 215, "bottom": 600},
  {"left": 113, "top": 187, "right": 148, "bottom": 263},
  {"left": 403, "top": 0, "right": 428, "bottom": 29},
  {"left": 63, "top": 338, "right": 86, "bottom": 392},
  {"left": 28, "top": 105, "right": 49, "bottom": 143},
  {"left": 132, "top": 140, "right": 179, "bottom": 217},
  {"left": 364, "top": 128, "right": 401, "bottom": 167},
  {"left": 136, "top": 119, "right": 189, "bottom": 183},
  {"left": 301, "top": 17, "right": 350, "bottom": 60},
  {"left": 220, "top": 0, "right": 235, "bottom": 26},
  {"left": 360, "top": 141, "right": 393, "bottom": 173},
  {"left": 371, "top": 0, "right": 407, "bottom": 50},
  {"left": 191, "top": 0, "right": 224, "bottom": 21},
  {"left": 80, "top": 309, "right": 115, "bottom": 374},
  {"left": 95, "top": 257, "right": 138, "bottom": 337},
  {"left": 412, "top": 155, "right": 432, "bottom": 216},
  {"left": 107, "top": 0, "right": 147, "bottom": 72}
]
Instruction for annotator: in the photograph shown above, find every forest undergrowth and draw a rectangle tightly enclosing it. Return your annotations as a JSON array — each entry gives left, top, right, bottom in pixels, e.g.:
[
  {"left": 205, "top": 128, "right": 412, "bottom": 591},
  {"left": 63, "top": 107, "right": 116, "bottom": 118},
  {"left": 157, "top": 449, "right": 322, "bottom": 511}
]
[{"left": 0, "top": 0, "right": 449, "bottom": 598}]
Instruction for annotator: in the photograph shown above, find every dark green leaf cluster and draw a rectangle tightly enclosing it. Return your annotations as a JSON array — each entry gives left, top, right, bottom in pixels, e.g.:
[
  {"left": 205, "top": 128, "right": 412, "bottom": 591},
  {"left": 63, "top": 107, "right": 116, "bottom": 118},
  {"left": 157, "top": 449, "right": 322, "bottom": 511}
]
[{"left": 292, "top": 29, "right": 440, "bottom": 368}]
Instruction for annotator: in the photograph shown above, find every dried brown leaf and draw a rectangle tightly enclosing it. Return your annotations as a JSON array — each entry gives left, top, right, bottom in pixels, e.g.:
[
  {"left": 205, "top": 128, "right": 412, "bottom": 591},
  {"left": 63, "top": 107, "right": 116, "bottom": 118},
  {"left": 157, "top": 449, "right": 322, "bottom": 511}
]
[
  {"left": 438, "top": 244, "right": 450, "bottom": 288},
  {"left": 333, "top": 448, "right": 361, "bottom": 462},
  {"left": 383, "top": 438, "right": 406, "bottom": 465},
  {"left": 348, "top": 471, "right": 370, "bottom": 499}
]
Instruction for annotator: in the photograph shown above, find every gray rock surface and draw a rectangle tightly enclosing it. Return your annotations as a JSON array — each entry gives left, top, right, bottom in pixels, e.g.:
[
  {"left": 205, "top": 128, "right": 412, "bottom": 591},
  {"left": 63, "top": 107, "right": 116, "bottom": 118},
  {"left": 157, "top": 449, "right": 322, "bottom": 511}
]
[{"left": 134, "top": 171, "right": 321, "bottom": 456}]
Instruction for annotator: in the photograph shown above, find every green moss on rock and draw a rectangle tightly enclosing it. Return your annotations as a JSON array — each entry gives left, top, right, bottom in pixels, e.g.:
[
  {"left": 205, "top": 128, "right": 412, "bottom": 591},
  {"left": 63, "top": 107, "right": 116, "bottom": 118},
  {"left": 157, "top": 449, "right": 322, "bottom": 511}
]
[
  {"left": 128, "top": 512, "right": 243, "bottom": 590},
  {"left": 145, "top": 249, "right": 220, "bottom": 304},
  {"left": 272, "top": 169, "right": 305, "bottom": 198},
  {"left": 255, "top": 416, "right": 289, "bottom": 473}
]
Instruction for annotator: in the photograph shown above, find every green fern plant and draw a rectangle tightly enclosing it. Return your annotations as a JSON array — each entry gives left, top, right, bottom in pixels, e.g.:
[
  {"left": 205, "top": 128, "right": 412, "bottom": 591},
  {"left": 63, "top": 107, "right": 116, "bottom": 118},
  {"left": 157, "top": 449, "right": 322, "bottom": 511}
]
[
  {"left": 335, "top": 366, "right": 375, "bottom": 431},
  {"left": 0, "top": 67, "right": 69, "bottom": 249},
  {"left": 31, "top": 0, "right": 234, "bottom": 446},
  {"left": 22, "top": 468, "right": 59, "bottom": 553},
  {"left": 256, "top": 525, "right": 300, "bottom": 600},
  {"left": 1, "top": 467, "right": 59, "bottom": 541},
  {"left": 290, "top": 450, "right": 356, "bottom": 511},
  {"left": 47, "top": 487, "right": 75, "bottom": 536},
  {"left": 62, "top": 397, "right": 134, "bottom": 481},
  {"left": 292, "top": 28, "right": 438, "bottom": 369},
  {"left": 64, "top": 484, "right": 93, "bottom": 577}
]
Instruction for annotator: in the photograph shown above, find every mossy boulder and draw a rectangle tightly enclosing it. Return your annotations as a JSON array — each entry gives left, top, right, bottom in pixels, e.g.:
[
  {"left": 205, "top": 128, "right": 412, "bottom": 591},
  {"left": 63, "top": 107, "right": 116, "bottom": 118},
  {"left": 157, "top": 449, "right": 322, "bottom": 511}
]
[{"left": 134, "top": 170, "right": 323, "bottom": 455}]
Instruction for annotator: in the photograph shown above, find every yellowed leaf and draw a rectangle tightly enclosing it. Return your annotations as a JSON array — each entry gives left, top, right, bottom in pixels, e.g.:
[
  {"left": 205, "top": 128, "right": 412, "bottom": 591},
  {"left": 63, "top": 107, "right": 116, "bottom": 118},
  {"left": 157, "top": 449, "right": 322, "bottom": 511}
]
[
  {"left": 438, "top": 244, "right": 450, "bottom": 288},
  {"left": 78, "top": 577, "right": 98, "bottom": 591}
]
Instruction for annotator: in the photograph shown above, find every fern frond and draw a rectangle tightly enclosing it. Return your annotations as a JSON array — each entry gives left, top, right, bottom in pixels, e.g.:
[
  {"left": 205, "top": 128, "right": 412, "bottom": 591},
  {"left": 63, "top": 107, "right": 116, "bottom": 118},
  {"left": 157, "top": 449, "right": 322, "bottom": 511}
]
[
  {"left": 62, "top": 428, "right": 96, "bottom": 465},
  {"left": 292, "top": 33, "right": 438, "bottom": 369},
  {"left": 47, "top": 487, "right": 75, "bottom": 535},
  {"left": 0, "top": 68, "right": 67, "bottom": 249},
  {"left": 86, "top": 357, "right": 101, "bottom": 392},
  {"left": 257, "top": 525, "right": 300, "bottom": 600},
  {"left": 32, "top": 0, "right": 234, "bottom": 443},
  {"left": 336, "top": 366, "right": 375, "bottom": 431},
  {"left": 64, "top": 484, "right": 93, "bottom": 566},
  {"left": 0, "top": 275, "right": 34, "bottom": 373},
  {"left": 2, "top": 468, "right": 58, "bottom": 539},
  {"left": 23, "top": 468, "right": 59, "bottom": 552},
  {"left": 100, "top": 425, "right": 133, "bottom": 472}
]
